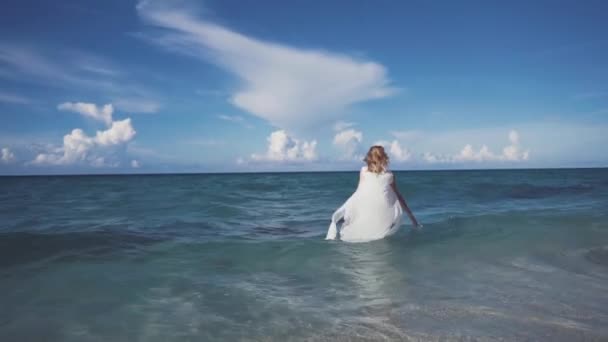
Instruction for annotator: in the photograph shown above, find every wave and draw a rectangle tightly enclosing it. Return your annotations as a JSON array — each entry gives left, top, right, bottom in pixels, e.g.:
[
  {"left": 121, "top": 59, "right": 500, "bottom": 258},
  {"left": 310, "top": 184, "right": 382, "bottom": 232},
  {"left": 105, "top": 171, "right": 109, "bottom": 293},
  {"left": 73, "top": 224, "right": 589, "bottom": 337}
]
[
  {"left": 0, "top": 230, "right": 164, "bottom": 269},
  {"left": 586, "top": 246, "right": 608, "bottom": 267},
  {"left": 1, "top": 208, "right": 604, "bottom": 273},
  {"left": 469, "top": 182, "right": 594, "bottom": 200}
]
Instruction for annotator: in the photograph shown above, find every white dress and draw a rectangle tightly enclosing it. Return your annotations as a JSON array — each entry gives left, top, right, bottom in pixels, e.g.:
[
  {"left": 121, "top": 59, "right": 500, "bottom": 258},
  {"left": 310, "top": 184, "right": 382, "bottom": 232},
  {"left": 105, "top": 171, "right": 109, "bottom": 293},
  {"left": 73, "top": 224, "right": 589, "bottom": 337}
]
[{"left": 326, "top": 166, "right": 403, "bottom": 242}]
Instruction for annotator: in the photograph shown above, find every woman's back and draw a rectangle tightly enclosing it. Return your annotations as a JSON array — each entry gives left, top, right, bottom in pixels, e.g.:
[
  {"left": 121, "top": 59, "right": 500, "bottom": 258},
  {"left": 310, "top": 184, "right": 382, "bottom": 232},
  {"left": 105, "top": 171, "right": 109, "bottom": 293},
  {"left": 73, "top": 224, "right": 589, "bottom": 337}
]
[
  {"left": 325, "top": 144, "right": 419, "bottom": 242},
  {"left": 339, "top": 166, "right": 402, "bottom": 242},
  {"left": 358, "top": 166, "right": 394, "bottom": 197}
]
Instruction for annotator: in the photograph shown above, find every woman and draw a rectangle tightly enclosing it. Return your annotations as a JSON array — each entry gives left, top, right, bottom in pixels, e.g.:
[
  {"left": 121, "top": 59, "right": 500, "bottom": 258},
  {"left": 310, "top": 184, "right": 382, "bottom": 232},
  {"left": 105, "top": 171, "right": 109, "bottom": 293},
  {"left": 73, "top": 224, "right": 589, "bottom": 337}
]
[{"left": 326, "top": 145, "right": 420, "bottom": 242}]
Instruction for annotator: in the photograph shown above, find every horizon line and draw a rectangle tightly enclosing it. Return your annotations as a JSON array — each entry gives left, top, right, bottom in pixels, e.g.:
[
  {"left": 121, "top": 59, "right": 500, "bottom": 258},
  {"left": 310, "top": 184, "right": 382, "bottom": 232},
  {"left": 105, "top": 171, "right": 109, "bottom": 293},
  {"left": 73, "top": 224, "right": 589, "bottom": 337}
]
[{"left": 1, "top": 165, "right": 606, "bottom": 177}]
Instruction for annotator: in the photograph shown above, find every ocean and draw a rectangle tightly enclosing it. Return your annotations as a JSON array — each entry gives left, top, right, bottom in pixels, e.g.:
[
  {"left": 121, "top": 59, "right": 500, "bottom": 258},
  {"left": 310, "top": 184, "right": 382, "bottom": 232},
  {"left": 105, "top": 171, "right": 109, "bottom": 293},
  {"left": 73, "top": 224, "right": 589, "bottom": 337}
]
[{"left": 1, "top": 168, "right": 607, "bottom": 341}]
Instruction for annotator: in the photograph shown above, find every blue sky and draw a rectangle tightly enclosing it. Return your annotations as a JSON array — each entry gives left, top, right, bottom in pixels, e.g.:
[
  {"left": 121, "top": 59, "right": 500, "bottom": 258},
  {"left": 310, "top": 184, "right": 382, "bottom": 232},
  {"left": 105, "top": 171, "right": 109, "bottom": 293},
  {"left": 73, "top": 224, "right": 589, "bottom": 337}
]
[{"left": 1, "top": 0, "right": 607, "bottom": 174}]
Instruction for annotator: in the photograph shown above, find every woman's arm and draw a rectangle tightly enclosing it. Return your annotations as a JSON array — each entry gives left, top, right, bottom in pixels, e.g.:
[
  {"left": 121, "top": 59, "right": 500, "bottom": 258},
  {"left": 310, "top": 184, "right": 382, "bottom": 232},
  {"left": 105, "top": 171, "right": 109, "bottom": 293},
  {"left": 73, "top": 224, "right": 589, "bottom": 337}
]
[{"left": 390, "top": 175, "right": 420, "bottom": 228}]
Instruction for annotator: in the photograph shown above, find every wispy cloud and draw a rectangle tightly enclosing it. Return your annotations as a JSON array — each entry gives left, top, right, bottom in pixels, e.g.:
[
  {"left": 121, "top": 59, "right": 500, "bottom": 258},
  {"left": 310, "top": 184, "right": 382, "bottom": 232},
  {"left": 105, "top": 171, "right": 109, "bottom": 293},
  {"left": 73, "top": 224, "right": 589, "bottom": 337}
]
[
  {"left": 218, "top": 114, "right": 245, "bottom": 124},
  {"left": 136, "top": 0, "right": 397, "bottom": 129},
  {"left": 113, "top": 98, "right": 161, "bottom": 113},
  {"left": 0, "top": 91, "right": 30, "bottom": 104},
  {"left": 183, "top": 138, "right": 225, "bottom": 147},
  {"left": 71, "top": 51, "right": 122, "bottom": 77},
  {"left": 390, "top": 130, "right": 424, "bottom": 141},
  {"left": 217, "top": 114, "right": 253, "bottom": 128},
  {"left": 333, "top": 120, "right": 356, "bottom": 132},
  {"left": 573, "top": 91, "right": 608, "bottom": 101},
  {"left": 58, "top": 102, "right": 114, "bottom": 126},
  {"left": 0, "top": 44, "right": 159, "bottom": 111},
  {"left": 0, "top": 44, "right": 109, "bottom": 88}
]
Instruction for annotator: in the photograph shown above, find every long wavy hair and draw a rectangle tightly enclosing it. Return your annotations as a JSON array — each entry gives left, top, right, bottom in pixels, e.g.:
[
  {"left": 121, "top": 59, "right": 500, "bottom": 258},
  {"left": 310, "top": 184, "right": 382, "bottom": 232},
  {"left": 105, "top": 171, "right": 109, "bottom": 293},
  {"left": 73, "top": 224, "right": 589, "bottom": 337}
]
[{"left": 364, "top": 145, "right": 389, "bottom": 173}]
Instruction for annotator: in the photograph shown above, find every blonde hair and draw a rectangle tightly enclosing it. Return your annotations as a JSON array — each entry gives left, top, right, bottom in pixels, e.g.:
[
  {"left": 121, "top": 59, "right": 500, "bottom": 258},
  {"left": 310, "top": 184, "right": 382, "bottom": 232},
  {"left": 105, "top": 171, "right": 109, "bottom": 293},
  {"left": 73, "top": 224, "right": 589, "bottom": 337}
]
[{"left": 364, "top": 145, "right": 389, "bottom": 173}]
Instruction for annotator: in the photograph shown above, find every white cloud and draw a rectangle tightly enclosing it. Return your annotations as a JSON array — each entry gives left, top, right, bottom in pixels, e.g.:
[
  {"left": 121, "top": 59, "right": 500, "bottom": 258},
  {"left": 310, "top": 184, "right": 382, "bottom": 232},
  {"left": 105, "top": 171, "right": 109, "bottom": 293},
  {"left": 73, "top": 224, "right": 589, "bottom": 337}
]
[
  {"left": 1, "top": 147, "right": 15, "bottom": 163},
  {"left": 95, "top": 119, "right": 136, "bottom": 146},
  {"left": 453, "top": 144, "right": 495, "bottom": 162},
  {"left": 32, "top": 119, "right": 136, "bottom": 166},
  {"left": 33, "top": 103, "right": 136, "bottom": 167},
  {"left": 502, "top": 130, "right": 530, "bottom": 161},
  {"left": 58, "top": 102, "right": 114, "bottom": 126},
  {"left": 333, "top": 128, "right": 363, "bottom": 160},
  {"left": 332, "top": 126, "right": 410, "bottom": 163},
  {"left": 136, "top": 0, "right": 396, "bottom": 129},
  {"left": 374, "top": 140, "right": 412, "bottom": 162},
  {"left": 131, "top": 160, "right": 140, "bottom": 168},
  {"left": 0, "top": 92, "right": 30, "bottom": 104},
  {"left": 422, "top": 152, "right": 443, "bottom": 163},
  {"left": 423, "top": 130, "right": 529, "bottom": 164},
  {"left": 388, "top": 140, "right": 411, "bottom": 162},
  {"left": 32, "top": 129, "right": 95, "bottom": 166},
  {"left": 251, "top": 130, "right": 317, "bottom": 162}
]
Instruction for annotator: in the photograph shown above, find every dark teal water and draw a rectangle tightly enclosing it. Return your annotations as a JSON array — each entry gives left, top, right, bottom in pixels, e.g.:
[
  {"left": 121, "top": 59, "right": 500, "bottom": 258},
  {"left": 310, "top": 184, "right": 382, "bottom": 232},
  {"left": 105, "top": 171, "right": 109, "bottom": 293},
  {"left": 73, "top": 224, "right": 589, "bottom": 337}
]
[{"left": 1, "top": 169, "right": 607, "bottom": 341}]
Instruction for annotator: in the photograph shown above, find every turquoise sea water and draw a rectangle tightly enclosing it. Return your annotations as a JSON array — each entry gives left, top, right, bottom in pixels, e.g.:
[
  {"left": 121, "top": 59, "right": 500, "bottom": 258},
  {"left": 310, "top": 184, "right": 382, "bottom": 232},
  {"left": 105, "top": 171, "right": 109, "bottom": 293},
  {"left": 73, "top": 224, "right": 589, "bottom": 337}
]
[{"left": 1, "top": 169, "right": 607, "bottom": 341}]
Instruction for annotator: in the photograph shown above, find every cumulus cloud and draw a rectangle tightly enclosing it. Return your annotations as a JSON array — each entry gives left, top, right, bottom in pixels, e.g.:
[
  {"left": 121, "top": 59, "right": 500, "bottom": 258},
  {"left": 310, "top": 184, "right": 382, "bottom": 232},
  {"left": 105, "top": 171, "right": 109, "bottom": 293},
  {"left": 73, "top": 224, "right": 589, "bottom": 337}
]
[
  {"left": 333, "top": 128, "right": 363, "bottom": 160},
  {"left": 131, "top": 159, "right": 140, "bottom": 168},
  {"left": 1, "top": 147, "right": 15, "bottom": 163},
  {"left": 95, "top": 119, "right": 137, "bottom": 146},
  {"left": 374, "top": 140, "right": 412, "bottom": 162},
  {"left": 251, "top": 130, "right": 317, "bottom": 162},
  {"left": 332, "top": 125, "right": 411, "bottom": 163},
  {"left": 58, "top": 102, "right": 114, "bottom": 126},
  {"left": 424, "top": 130, "right": 529, "bottom": 163},
  {"left": 32, "top": 118, "right": 136, "bottom": 166},
  {"left": 136, "top": 0, "right": 396, "bottom": 129},
  {"left": 502, "top": 130, "right": 530, "bottom": 161},
  {"left": 422, "top": 152, "right": 442, "bottom": 164},
  {"left": 32, "top": 102, "right": 136, "bottom": 167}
]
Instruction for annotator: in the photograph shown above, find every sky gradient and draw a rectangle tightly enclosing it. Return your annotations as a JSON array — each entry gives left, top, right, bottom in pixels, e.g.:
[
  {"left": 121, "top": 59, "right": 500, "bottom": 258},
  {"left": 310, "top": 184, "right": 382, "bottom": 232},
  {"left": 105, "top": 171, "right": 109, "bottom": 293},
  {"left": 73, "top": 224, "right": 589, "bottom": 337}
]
[{"left": 1, "top": 0, "right": 607, "bottom": 174}]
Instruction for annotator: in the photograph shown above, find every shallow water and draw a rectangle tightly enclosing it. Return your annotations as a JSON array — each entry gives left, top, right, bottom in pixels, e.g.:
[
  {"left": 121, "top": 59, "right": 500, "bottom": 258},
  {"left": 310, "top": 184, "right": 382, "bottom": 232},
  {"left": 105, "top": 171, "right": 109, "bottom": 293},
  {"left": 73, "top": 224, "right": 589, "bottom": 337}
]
[{"left": 1, "top": 169, "right": 607, "bottom": 341}]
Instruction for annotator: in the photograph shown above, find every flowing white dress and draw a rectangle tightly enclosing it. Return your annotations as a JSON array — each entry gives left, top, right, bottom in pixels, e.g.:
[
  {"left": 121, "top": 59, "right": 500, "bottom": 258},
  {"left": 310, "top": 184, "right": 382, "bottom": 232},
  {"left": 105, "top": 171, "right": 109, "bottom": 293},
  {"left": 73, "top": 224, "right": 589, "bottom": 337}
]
[{"left": 326, "top": 166, "right": 403, "bottom": 242}]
